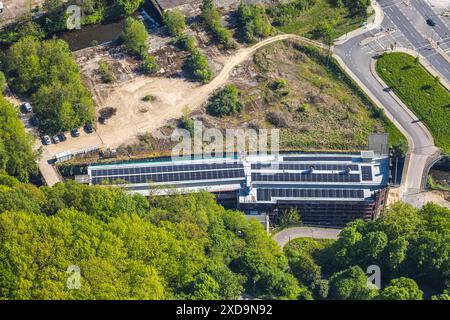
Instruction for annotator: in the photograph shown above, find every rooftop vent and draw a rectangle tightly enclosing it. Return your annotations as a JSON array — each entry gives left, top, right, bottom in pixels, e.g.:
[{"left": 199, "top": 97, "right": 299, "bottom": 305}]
[{"left": 361, "top": 151, "right": 374, "bottom": 162}]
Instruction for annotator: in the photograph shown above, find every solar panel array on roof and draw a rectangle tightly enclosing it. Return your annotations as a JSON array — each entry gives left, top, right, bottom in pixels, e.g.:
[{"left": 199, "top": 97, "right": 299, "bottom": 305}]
[
  {"left": 361, "top": 166, "right": 373, "bottom": 181},
  {"left": 257, "top": 188, "right": 365, "bottom": 201},
  {"left": 90, "top": 162, "right": 243, "bottom": 178},
  {"left": 283, "top": 156, "right": 354, "bottom": 162},
  {"left": 91, "top": 168, "right": 245, "bottom": 185},
  {"left": 251, "top": 163, "right": 359, "bottom": 171},
  {"left": 251, "top": 172, "right": 361, "bottom": 183}
]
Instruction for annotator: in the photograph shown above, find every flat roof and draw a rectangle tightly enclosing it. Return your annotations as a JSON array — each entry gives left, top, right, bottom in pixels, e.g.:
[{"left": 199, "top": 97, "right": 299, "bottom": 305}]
[{"left": 87, "top": 152, "right": 389, "bottom": 201}]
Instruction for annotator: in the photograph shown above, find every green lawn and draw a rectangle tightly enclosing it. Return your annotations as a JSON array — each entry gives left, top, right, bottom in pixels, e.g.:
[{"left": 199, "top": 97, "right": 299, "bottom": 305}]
[
  {"left": 275, "top": 0, "right": 366, "bottom": 40},
  {"left": 376, "top": 52, "right": 450, "bottom": 154}
]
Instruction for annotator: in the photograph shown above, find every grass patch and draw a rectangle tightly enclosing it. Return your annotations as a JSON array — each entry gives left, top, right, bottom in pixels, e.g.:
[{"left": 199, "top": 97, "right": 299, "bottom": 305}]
[
  {"left": 274, "top": 0, "right": 366, "bottom": 40},
  {"left": 376, "top": 52, "right": 450, "bottom": 153}
]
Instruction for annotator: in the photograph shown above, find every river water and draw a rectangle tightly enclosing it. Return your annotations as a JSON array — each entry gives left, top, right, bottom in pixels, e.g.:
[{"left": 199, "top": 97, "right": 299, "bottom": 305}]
[{"left": 58, "top": 9, "right": 160, "bottom": 51}]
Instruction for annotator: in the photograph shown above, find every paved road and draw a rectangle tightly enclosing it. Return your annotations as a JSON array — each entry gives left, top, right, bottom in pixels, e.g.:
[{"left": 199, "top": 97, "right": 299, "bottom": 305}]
[
  {"left": 273, "top": 227, "right": 341, "bottom": 247},
  {"left": 378, "top": 0, "right": 450, "bottom": 81},
  {"left": 334, "top": 1, "right": 444, "bottom": 206}
]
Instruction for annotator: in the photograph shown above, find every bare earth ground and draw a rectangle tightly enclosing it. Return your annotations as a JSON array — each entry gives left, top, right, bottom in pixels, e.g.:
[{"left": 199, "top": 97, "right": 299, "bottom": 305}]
[{"left": 0, "top": 0, "right": 45, "bottom": 28}]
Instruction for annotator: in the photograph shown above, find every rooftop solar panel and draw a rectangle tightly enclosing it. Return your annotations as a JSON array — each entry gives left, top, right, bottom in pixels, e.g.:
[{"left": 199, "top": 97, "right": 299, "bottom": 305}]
[
  {"left": 251, "top": 163, "right": 359, "bottom": 171},
  {"left": 283, "top": 156, "right": 353, "bottom": 162},
  {"left": 361, "top": 166, "right": 373, "bottom": 181},
  {"left": 90, "top": 169, "right": 245, "bottom": 185},
  {"left": 90, "top": 162, "right": 243, "bottom": 178},
  {"left": 256, "top": 188, "right": 365, "bottom": 201},
  {"left": 251, "top": 172, "right": 361, "bottom": 183}
]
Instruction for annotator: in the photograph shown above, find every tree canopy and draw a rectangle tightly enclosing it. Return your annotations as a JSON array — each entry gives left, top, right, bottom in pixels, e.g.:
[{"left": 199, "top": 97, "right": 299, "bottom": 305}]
[
  {"left": 5, "top": 36, "right": 94, "bottom": 134},
  {"left": 0, "top": 96, "right": 37, "bottom": 182},
  {"left": 0, "top": 179, "right": 299, "bottom": 300}
]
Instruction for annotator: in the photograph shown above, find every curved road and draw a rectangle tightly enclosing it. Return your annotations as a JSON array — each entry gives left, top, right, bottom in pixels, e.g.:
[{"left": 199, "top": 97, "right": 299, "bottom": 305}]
[
  {"left": 273, "top": 227, "right": 341, "bottom": 247},
  {"left": 333, "top": 5, "right": 442, "bottom": 206}
]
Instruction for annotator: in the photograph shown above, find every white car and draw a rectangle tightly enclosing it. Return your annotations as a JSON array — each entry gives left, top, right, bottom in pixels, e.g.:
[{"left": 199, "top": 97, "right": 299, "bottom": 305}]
[
  {"left": 23, "top": 102, "right": 32, "bottom": 113},
  {"left": 0, "top": 2, "right": 4, "bottom": 14},
  {"left": 42, "top": 135, "right": 52, "bottom": 145}
]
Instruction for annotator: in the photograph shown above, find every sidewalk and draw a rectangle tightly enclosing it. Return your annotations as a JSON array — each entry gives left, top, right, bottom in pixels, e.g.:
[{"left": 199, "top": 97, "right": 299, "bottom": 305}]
[{"left": 334, "top": 1, "right": 384, "bottom": 45}]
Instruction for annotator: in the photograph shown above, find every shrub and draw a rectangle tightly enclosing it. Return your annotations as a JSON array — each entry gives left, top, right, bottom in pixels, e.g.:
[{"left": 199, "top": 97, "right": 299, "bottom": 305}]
[
  {"left": 207, "top": 84, "right": 243, "bottom": 117},
  {"left": 266, "top": 111, "right": 290, "bottom": 127},
  {"left": 121, "top": 17, "right": 149, "bottom": 60},
  {"left": 201, "top": 0, "right": 236, "bottom": 49},
  {"left": 163, "top": 9, "right": 186, "bottom": 37},
  {"left": 237, "top": 3, "right": 272, "bottom": 43},
  {"left": 278, "top": 208, "right": 301, "bottom": 227},
  {"left": 184, "top": 49, "right": 213, "bottom": 83},
  {"left": 141, "top": 55, "right": 159, "bottom": 75},
  {"left": 98, "top": 61, "right": 116, "bottom": 83},
  {"left": 173, "top": 34, "right": 197, "bottom": 52}
]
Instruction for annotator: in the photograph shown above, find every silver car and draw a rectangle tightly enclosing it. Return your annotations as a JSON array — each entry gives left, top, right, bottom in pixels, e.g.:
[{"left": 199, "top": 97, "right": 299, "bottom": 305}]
[{"left": 42, "top": 135, "right": 52, "bottom": 145}]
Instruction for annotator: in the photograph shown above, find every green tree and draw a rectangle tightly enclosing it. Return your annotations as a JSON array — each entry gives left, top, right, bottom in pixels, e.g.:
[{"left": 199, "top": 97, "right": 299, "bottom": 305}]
[
  {"left": 278, "top": 208, "right": 301, "bottom": 227},
  {"left": 121, "top": 17, "right": 149, "bottom": 59},
  {"left": 113, "top": 0, "right": 144, "bottom": 17},
  {"left": 207, "top": 84, "right": 243, "bottom": 117},
  {"left": 237, "top": 3, "right": 272, "bottom": 43},
  {"left": 378, "top": 277, "right": 423, "bottom": 300},
  {"left": 0, "top": 96, "right": 37, "bottom": 181},
  {"left": 162, "top": 9, "right": 186, "bottom": 37},
  {"left": 328, "top": 266, "right": 376, "bottom": 300},
  {"left": 0, "top": 72, "right": 6, "bottom": 93},
  {"left": 184, "top": 49, "right": 213, "bottom": 83}
]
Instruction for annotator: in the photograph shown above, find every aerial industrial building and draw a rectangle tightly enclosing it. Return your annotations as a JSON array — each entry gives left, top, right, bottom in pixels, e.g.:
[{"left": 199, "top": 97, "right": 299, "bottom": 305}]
[{"left": 87, "top": 152, "right": 389, "bottom": 227}]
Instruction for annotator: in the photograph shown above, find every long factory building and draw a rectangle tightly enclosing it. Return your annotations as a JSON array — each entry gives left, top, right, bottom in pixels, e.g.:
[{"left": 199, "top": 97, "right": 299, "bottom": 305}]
[{"left": 87, "top": 152, "right": 389, "bottom": 227}]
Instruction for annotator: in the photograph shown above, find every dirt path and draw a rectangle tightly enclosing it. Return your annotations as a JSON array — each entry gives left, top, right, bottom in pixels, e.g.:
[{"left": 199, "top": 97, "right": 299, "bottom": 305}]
[{"left": 44, "top": 35, "right": 328, "bottom": 158}]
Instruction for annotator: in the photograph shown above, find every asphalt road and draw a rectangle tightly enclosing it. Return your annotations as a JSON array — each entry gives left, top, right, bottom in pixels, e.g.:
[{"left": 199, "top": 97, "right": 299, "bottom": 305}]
[
  {"left": 378, "top": 0, "right": 450, "bottom": 81},
  {"left": 334, "top": 3, "right": 442, "bottom": 205},
  {"left": 273, "top": 227, "right": 341, "bottom": 247}
]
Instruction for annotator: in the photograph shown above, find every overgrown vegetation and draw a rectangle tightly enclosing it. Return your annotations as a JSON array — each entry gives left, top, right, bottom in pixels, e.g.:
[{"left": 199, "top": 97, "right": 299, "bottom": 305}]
[
  {"left": 98, "top": 60, "right": 116, "bottom": 83},
  {"left": 162, "top": 9, "right": 187, "bottom": 37},
  {"left": 270, "top": 0, "right": 369, "bottom": 41},
  {"left": 207, "top": 84, "right": 243, "bottom": 117},
  {"left": 120, "top": 17, "right": 149, "bottom": 59},
  {"left": 376, "top": 52, "right": 450, "bottom": 153},
  {"left": 283, "top": 202, "right": 450, "bottom": 299},
  {"left": 201, "top": 0, "right": 236, "bottom": 49},
  {"left": 236, "top": 3, "right": 272, "bottom": 43},
  {"left": 3, "top": 36, "right": 94, "bottom": 134},
  {"left": 198, "top": 41, "right": 405, "bottom": 150}
]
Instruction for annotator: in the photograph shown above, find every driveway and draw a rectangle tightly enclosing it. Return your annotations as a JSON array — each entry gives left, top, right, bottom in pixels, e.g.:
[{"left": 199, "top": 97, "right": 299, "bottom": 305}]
[{"left": 273, "top": 227, "right": 341, "bottom": 247}]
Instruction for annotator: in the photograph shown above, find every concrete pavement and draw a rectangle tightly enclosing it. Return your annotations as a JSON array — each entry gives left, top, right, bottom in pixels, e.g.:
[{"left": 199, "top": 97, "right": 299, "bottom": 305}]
[{"left": 273, "top": 227, "right": 341, "bottom": 247}]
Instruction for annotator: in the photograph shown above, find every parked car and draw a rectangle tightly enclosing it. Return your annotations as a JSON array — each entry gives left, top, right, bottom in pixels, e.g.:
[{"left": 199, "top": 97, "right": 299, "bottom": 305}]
[
  {"left": 84, "top": 123, "right": 94, "bottom": 133},
  {"left": 58, "top": 133, "right": 67, "bottom": 142},
  {"left": 0, "top": 2, "right": 4, "bottom": 14},
  {"left": 30, "top": 116, "right": 39, "bottom": 126},
  {"left": 22, "top": 102, "right": 32, "bottom": 113},
  {"left": 71, "top": 128, "right": 81, "bottom": 137},
  {"left": 52, "top": 135, "right": 60, "bottom": 144},
  {"left": 42, "top": 135, "right": 52, "bottom": 145},
  {"left": 426, "top": 18, "right": 436, "bottom": 27}
]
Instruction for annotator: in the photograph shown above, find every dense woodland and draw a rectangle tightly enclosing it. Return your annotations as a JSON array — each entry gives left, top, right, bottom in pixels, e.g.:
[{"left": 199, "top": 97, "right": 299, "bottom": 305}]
[{"left": 0, "top": 170, "right": 448, "bottom": 299}]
